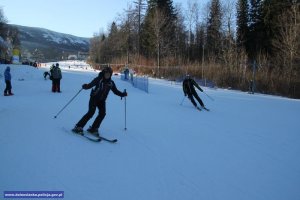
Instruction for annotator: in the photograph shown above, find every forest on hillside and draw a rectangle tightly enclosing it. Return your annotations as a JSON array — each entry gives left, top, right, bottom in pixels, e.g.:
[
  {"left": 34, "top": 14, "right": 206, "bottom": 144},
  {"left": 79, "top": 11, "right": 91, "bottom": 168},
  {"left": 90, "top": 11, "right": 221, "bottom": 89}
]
[
  {"left": 1, "top": 1, "right": 299, "bottom": 98},
  {"left": 89, "top": 0, "right": 300, "bottom": 98}
]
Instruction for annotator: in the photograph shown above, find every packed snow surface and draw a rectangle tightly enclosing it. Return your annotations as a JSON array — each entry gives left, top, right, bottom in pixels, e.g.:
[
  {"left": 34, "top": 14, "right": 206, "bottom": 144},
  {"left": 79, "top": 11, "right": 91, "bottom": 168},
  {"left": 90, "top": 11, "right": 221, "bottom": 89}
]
[{"left": 1, "top": 62, "right": 300, "bottom": 200}]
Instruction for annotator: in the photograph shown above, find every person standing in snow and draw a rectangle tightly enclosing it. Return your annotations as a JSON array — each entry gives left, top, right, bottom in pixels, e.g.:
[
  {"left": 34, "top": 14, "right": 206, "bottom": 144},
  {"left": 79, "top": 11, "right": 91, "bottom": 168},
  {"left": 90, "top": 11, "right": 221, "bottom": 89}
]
[
  {"left": 182, "top": 75, "right": 207, "bottom": 111},
  {"left": 249, "top": 79, "right": 255, "bottom": 94},
  {"left": 124, "top": 67, "right": 129, "bottom": 80},
  {"left": 72, "top": 66, "right": 127, "bottom": 136},
  {"left": 50, "top": 63, "right": 62, "bottom": 92},
  {"left": 49, "top": 64, "right": 55, "bottom": 88},
  {"left": 3, "top": 66, "right": 13, "bottom": 96}
]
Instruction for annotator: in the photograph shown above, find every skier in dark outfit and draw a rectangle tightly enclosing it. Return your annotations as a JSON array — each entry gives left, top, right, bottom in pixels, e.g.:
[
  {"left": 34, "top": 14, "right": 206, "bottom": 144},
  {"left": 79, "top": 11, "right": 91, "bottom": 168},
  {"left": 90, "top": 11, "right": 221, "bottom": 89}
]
[
  {"left": 182, "top": 75, "right": 207, "bottom": 110},
  {"left": 50, "top": 63, "right": 62, "bottom": 92},
  {"left": 3, "top": 66, "right": 13, "bottom": 96},
  {"left": 72, "top": 66, "right": 127, "bottom": 136}
]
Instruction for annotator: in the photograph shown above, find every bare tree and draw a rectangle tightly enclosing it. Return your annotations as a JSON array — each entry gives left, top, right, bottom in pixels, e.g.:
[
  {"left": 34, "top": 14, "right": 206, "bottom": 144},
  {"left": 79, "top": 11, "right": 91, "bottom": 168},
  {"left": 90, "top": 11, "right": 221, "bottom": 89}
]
[
  {"left": 186, "top": 0, "right": 199, "bottom": 61},
  {"left": 222, "top": 0, "right": 237, "bottom": 71},
  {"left": 150, "top": 7, "right": 169, "bottom": 73},
  {"left": 133, "top": 0, "right": 147, "bottom": 61},
  {"left": 173, "top": 4, "right": 187, "bottom": 64},
  {"left": 0, "top": 7, "right": 8, "bottom": 47},
  {"left": 222, "top": 0, "right": 235, "bottom": 42},
  {"left": 273, "top": 2, "right": 300, "bottom": 91}
]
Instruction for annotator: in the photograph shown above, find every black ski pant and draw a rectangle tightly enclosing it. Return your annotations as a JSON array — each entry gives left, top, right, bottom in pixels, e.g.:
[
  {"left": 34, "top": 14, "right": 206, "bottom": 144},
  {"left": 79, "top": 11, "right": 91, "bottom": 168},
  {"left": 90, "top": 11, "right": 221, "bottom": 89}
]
[
  {"left": 4, "top": 80, "right": 12, "bottom": 95},
  {"left": 188, "top": 91, "right": 204, "bottom": 108},
  {"left": 76, "top": 98, "right": 106, "bottom": 130},
  {"left": 52, "top": 79, "right": 61, "bottom": 92}
]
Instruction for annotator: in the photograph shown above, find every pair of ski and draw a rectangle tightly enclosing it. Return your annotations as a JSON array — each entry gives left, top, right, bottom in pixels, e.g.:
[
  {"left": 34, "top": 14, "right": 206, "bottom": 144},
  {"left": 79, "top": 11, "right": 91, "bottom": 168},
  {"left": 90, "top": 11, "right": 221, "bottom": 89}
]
[{"left": 71, "top": 130, "right": 117, "bottom": 143}]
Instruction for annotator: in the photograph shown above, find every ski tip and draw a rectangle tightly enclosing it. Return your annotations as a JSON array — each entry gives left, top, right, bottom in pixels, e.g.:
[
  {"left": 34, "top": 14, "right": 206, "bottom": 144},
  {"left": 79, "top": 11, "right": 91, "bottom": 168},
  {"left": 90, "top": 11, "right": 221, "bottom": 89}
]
[
  {"left": 108, "top": 139, "right": 118, "bottom": 143},
  {"left": 98, "top": 136, "right": 118, "bottom": 143},
  {"left": 107, "top": 139, "right": 118, "bottom": 143}
]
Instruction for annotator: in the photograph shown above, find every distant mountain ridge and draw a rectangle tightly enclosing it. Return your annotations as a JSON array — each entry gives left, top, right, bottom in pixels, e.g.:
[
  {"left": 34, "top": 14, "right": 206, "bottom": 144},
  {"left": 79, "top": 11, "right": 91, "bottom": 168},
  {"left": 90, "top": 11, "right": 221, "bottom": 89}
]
[{"left": 13, "top": 25, "right": 90, "bottom": 62}]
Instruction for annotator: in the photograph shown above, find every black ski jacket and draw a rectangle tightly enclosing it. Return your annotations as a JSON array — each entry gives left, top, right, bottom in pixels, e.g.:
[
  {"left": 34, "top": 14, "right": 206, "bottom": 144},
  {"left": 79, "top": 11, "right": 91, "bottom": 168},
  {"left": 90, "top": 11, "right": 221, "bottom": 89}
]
[
  {"left": 84, "top": 71, "right": 124, "bottom": 102},
  {"left": 183, "top": 78, "right": 203, "bottom": 95}
]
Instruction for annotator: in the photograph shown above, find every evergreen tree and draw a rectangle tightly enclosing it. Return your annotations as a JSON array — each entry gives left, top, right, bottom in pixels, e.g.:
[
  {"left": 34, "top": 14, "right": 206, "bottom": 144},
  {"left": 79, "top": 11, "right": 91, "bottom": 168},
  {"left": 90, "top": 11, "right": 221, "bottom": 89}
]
[
  {"left": 107, "top": 22, "right": 121, "bottom": 60},
  {"left": 206, "top": 0, "right": 222, "bottom": 57},
  {"left": 247, "top": 0, "right": 264, "bottom": 59},
  {"left": 133, "top": 0, "right": 147, "bottom": 59},
  {"left": 141, "top": 0, "right": 177, "bottom": 62},
  {"left": 236, "top": 0, "right": 249, "bottom": 49},
  {"left": 140, "top": 8, "right": 156, "bottom": 58},
  {"left": 108, "top": 22, "right": 118, "bottom": 38}
]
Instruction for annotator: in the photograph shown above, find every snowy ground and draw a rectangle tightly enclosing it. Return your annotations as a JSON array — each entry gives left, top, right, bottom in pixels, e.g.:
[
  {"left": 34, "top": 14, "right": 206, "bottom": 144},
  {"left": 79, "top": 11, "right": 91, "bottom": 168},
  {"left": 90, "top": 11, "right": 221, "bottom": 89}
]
[{"left": 1, "top": 62, "right": 300, "bottom": 200}]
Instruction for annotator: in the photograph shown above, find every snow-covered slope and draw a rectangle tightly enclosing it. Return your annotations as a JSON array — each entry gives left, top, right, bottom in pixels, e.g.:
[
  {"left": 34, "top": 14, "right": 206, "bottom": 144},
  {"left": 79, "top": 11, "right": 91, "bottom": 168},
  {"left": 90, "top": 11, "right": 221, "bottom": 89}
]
[{"left": 1, "top": 63, "right": 300, "bottom": 200}]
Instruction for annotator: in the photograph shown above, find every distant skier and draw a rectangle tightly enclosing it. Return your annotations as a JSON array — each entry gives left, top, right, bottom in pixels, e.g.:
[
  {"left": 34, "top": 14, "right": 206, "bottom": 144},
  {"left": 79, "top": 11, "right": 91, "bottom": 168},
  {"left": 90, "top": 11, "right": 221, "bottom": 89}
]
[
  {"left": 3, "top": 66, "right": 14, "bottom": 96},
  {"left": 43, "top": 71, "right": 50, "bottom": 80},
  {"left": 72, "top": 66, "right": 127, "bottom": 136},
  {"left": 50, "top": 63, "right": 62, "bottom": 92},
  {"left": 124, "top": 67, "right": 129, "bottom": 80},
  {"left": 249, "top": 79, "right": 255, "bottom": 94},
  {"left": 182, "top": 75, "right": 208, "bottom": 111}
]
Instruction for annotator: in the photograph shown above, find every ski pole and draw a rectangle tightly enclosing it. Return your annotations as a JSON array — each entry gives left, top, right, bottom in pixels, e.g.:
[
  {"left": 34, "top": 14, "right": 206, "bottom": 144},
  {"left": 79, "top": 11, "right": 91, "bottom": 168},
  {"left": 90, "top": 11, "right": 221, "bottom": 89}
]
[
  {"left": 180, "top": 96, "right": 186, "bottom": 105},
  {"left": 124, "top": 89, "right": 127, "bottom": 131},
  {"left": 203, "top": 91, "right": 214, "bottom": 101},
  {"left": 54, "top": 88, "right": 83, "bottom": 119}
]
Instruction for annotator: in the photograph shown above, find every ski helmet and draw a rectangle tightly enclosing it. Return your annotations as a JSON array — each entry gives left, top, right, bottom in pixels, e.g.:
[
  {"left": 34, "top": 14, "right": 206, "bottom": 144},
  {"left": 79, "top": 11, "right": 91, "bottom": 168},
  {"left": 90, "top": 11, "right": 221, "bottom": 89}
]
[
  {"left": 103, "top": 66, "right": 113, "bottom": 75},
  {"left": 103, "top": 66, "right": 113, "bottom": 79}
]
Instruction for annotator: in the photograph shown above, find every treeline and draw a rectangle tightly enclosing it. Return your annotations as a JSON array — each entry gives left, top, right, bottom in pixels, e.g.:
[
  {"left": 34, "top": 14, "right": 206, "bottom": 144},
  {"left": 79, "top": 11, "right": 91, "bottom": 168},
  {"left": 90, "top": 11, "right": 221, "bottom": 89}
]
[
  {"left": 0, "top": 8, "right": 20, "bottom": 64},
  {"left": 89, "top": 0, "right": 300, "bottom": 98}
]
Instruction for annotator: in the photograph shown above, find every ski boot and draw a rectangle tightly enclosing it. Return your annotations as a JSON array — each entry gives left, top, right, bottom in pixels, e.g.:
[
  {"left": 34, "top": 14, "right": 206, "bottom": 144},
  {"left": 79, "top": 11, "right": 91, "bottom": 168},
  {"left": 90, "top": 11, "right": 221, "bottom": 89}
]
[
  {"left": 87, "top": 126, "right": 100, "bottom": 137},
  {"left": 201, "top": 106, "right": 210, "bottom": 111},
  {"left": 72, "top": 126, "right": 83, "bottom": 135},
  {"left": 196, "top": 106, "right": 202, "bottom": 111}
]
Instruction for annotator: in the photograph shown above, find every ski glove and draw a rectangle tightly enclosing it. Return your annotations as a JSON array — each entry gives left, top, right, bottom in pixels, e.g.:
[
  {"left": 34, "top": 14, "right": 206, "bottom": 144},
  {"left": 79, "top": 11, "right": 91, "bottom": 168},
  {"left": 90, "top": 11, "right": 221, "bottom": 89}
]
[
  {"left": 82, "top": 84, "right": 89, "bottom": 89},
  {"left": 122, "top": 91, "right": 128, "bottom": 97}
]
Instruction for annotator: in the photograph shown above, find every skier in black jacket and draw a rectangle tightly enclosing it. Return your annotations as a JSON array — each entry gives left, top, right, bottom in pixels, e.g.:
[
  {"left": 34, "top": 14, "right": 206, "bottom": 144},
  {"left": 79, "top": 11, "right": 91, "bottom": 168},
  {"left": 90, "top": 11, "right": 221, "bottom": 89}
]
[
  {"left": 182, "top": 75, "right": 208, "bottom": 111},
  {"left": 72, "top": 66, "right": 127, "bottom": 136}
]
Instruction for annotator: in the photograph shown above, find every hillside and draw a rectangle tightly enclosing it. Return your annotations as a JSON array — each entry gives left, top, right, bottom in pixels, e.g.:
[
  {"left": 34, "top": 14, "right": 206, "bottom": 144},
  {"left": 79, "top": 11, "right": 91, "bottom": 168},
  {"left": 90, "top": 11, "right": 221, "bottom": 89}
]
[
  {"left": 1, "top": 62, "right": 300, "bottom": 200},
  {"left": 14, "top": 25, "right": 90, "bottom": 62}
]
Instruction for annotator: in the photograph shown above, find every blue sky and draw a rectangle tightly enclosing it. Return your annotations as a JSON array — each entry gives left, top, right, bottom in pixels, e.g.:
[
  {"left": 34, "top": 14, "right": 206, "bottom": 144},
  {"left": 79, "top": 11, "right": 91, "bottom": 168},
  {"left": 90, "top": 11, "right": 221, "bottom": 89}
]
[{"left": 1, "top": 0, "right": 209, "bottom": 38}]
